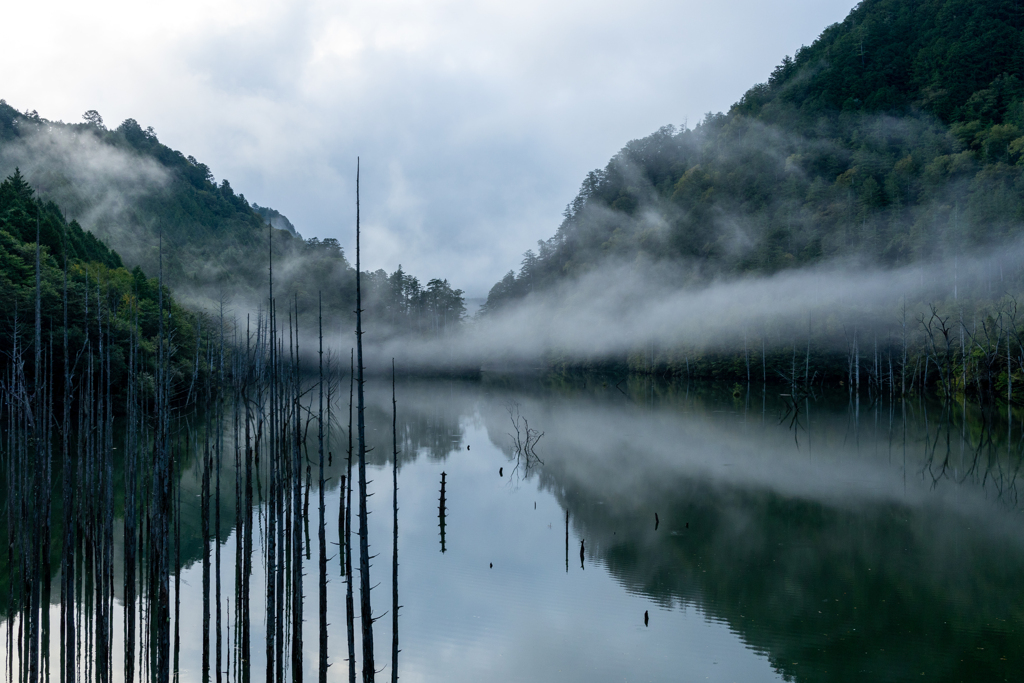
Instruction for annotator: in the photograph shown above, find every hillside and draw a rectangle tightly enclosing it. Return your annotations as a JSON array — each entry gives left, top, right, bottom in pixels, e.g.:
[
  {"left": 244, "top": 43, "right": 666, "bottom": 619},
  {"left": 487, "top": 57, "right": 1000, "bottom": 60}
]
[
  {"left": 0, "top": 169, "right": 206, "bottom": 403},
  {"left": 0, "top": 103, "right": 465, "bottom": 340},
  {"left": 483, "top": 0, "right": 1024, "bottom": 311}
]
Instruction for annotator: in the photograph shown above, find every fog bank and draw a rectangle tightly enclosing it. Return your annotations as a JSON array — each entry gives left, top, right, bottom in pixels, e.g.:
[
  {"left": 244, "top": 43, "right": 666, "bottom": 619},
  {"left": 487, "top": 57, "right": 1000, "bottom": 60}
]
[{"left": 360, "top": 246, "right": 1024, "bottom": 372}]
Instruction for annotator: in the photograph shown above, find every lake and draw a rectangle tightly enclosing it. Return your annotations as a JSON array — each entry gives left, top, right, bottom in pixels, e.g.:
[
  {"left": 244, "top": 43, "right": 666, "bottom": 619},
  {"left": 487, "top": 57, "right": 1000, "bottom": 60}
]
[{"left": 3, "top": 374, "right": 1022, "bottom": 682}]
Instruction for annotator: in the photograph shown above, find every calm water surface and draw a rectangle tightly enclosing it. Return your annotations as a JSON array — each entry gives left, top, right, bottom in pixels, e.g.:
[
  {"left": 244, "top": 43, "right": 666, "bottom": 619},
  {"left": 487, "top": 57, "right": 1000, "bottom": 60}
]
[{"left": 7, "top": 376, "right": 1024, "bottom": 682}]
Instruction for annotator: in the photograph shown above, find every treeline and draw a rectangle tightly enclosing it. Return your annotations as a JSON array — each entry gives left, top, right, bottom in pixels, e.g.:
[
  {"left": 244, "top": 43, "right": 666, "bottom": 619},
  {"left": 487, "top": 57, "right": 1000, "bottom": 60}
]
[
  {"left": 483, "top": 0, "right": 1024, "bottom": 313},
  {"left": 606, "top": 290, "right": 1024, "bottom": 405},
  {"left": 363, "top": 265, "right": 466, "bottom": 337},
  {"left": 0, "top": 169, "right": 207, "bottom": 406}
]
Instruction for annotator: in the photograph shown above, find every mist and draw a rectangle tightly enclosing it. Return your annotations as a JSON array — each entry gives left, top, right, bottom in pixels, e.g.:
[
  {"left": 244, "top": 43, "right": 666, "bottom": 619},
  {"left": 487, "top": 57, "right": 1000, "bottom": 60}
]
[
  {"left": 0, "top": 122, "right": 170, "bottom": 248},
  {"left": 5, "top": 107, "right": 1023, "bottom": 382},
  {"left": 362, "top": 245, "right": 1024, "bottom": 372}
]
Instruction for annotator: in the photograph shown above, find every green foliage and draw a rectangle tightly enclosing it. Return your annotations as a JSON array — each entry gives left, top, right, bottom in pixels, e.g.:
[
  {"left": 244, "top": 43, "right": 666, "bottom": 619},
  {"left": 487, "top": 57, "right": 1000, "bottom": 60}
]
[
  {"left": 483, "top": 0, "right": 1024, "bottom": 314},
  {"left": 0, "top": 171, "right": 205, "bottom": 406},
  {"left": 363, "top": 265, "right": 466, "bottom": 337}
]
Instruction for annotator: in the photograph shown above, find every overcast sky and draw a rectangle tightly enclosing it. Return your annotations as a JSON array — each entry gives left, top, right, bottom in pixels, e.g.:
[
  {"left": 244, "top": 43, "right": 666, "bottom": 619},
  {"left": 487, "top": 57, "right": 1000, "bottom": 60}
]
[{"left": 3, "top": 0, "right": 856, "bottom": 296}]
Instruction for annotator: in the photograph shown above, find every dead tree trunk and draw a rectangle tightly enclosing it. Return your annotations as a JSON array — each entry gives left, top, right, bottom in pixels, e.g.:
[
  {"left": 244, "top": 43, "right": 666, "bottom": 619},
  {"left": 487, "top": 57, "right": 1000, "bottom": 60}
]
[
  {"left": 318, "top": 294, "right": 329, "bottom": 683},
  {"left": 354, "top": 157, "right": 376, "bottom": 682},
  {"left": 391, "top": 360, "right": 399, "bottom": 683},
  {"left": 346, "top": 350, "right": 356, "bottom": 683}
]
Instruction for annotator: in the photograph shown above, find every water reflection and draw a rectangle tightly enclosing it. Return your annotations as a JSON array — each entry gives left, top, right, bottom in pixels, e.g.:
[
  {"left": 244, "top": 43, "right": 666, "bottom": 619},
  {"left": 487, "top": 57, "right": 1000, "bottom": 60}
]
[
  {"left": 467, "top": 376, "right": 1024, "bottom": 682},
  {"left": 3, "top": 375, "right": 1023, "bottom": 682},
  {"left": 439, "top": 471, "right": 447, "bottom": 554}
]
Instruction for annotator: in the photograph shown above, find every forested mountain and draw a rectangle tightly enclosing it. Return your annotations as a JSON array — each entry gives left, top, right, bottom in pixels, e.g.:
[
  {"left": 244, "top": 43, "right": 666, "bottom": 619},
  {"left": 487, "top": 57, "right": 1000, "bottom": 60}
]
[
  {"left": 484, "top": 0, "right": 1024, "bottom": 311},
  {"left": 0, "top": 169, "right": 206, "bottom": 402},
  {"left": 0, "top": 102, "right": 465, "bottom": 339}
]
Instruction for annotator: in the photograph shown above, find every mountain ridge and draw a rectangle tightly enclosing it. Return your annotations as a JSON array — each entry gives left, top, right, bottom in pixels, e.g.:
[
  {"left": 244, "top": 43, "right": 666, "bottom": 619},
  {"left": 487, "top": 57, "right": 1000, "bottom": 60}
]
[
  {"left": 0, "top": 102, "right": 467, "bottom": 341},
  {"left": 483, "top": 0, "right": 1024, "bottom": 313}
]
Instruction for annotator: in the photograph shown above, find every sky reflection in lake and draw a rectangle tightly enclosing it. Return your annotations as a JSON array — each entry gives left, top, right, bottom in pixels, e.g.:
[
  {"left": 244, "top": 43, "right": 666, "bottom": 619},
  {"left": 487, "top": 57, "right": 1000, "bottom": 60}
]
[{"left": 6, "top": 376, "right": 1023, "bottom": 682}]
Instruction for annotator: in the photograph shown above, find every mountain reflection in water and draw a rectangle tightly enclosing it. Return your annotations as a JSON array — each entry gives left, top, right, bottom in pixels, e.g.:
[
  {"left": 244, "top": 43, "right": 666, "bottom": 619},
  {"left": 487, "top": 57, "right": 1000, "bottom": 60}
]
[{"left": 2, "top": 375, "right": 1021, "bottom": 682}]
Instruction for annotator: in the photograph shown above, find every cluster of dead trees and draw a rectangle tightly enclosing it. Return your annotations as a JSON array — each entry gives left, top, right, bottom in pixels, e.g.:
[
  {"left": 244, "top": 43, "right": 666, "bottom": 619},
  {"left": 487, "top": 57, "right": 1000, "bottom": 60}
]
[
  {"left": 2, "top": 216, "right": 137, "bottom": 683},
  {"left": 624, "top": 297, "right": 1024, "bottom": 405},
  {"left": 1, "top": 160, "right": 401, "bottom": 683}
]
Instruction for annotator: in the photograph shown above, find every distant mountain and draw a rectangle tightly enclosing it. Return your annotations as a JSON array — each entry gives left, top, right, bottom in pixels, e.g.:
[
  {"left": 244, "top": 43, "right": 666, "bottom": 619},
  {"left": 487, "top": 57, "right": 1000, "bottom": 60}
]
[
  {"left": 0, "top": 102, "right": 465, "bottom": 340},
  {"left": 483, "top": 0, "right": 1024, "bottom": 312},
  {"left": 0, "top": 102, "right": 348, "bottom": 313}
]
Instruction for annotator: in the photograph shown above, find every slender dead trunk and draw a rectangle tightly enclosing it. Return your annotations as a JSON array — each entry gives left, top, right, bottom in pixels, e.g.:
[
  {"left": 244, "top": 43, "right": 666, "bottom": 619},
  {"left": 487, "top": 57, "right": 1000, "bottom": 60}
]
[
  {"left": 61, "top": 221, "right": 76, "bottom": 683},
  {"left": 266, "top": 222, "right": 278, "bottom": 683},
  {"left": 125, "top": 294, "right": 139, "bottom": 683},
  {"left": 30, "top": 213, "right": 42, "bottom": 683},
  {"left": 391, "top": 360, "right": 399, "bottom": 683},
  {"left": 345, "top": 351, "right": 356, "bottom": 683},
  {"left": 565, "top": 510, "right": 569, "bottom": 573},
  {"left": 804, "top": 314, "right": 811, "bottom": 388},
  {"left": 153, "top": 230, "right": 171, "bottom": 683},
  {"left": 438, "top": 473, "right": 446, "bottom": 555},
  {"left": 242, "top": 318, "right": 253, "bottom": 683},
  {"left": 173, "top": 459, "right": 181, "bottom": 683},
  {"left": 216, "top": 304, "right": 224, "bottom": 683},
  {"left": 744, "top": 330, "right": 750, "bottom": 384},
  {"left": 233, "top": 320, "right": 244, "bottom": 683},
  {"left": 203, "top": 384, "right": 212, "bottom": 683},
  {"left": 354, "top": 157, "right": 376, "bottom": 682},
  {"left": 318, "top": 294, "right": 328, "bottom": 683},
  {"left": 292, "top": 298, "right": 303, "bottom": 683}
]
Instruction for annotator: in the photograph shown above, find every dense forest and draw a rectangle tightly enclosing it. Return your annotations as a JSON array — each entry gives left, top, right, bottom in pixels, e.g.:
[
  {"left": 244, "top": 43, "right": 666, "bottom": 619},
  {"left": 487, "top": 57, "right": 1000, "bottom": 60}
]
[
  {"left": 0, "top": 168, "right": 205, "bottom": 403},
  {"left": 0, "top": 101, "right": 465, "bottom": 341},
  {"left": 484, "top": 0, "right": 1024, "bottom": 307}
]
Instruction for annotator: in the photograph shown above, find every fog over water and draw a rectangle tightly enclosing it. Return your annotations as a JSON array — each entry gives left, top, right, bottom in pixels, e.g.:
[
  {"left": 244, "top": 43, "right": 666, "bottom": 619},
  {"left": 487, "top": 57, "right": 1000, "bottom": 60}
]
[{"left": 363, "top": 244, "right": 1024, "bottom": 371}]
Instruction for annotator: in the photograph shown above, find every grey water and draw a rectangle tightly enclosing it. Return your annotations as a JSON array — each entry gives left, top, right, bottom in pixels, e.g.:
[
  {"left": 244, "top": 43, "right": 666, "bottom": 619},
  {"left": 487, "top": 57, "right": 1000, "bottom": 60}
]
[{"left": 6, "top": 375, "right": 1024, "bottom": 682}]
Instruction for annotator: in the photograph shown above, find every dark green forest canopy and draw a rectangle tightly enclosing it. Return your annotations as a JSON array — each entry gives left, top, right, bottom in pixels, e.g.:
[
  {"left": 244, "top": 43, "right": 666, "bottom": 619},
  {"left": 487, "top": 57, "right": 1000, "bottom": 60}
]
[
  {"left": 0, "top": 168, "right": 122, "bottom": 269},
  {"left": 0, "top": 170, "right": 206, "bottom": 405},
  {"left": 484, "top": 0, "right": 1024, "bottom": 313}
]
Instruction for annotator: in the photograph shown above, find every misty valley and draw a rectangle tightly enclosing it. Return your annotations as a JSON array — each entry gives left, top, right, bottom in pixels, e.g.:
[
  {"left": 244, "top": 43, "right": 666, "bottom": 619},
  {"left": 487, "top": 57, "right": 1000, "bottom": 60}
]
[{"left": 6, "top": 0, "right": 1024, "bottom": 681}]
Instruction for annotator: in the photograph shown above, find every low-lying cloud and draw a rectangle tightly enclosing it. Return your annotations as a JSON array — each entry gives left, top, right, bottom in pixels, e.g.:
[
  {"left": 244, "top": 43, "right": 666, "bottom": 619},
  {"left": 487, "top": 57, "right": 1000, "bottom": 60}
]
[
  {"left": 362, "top": 247, "right": 1023, "bottom": 371},
  {"left": 0, "top": 124, "right": 169, "bottom": 256}
]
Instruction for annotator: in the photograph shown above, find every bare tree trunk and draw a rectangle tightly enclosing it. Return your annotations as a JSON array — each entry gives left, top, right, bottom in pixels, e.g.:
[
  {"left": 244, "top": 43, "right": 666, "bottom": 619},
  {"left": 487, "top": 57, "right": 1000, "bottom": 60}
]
[
  {"left": 744, "top": 330, "right": 750, "bottom": 384},
  {"left": 267, "top": 223, "right": 278, "bottom": 683},
  {"left": 391, "top": 361, "right": 399, "bottom": 683},
  {"left": 354, "top": 157, "right": 376, "bottom": 683},
  {"left": 902, "top": 297, "right": 908, "bottom": 397},
  {"left": 438, "top": 473, "right": 446, "bottom": 555},
  {"left": 153, "top": 230, "right": 171, "bottom": 683},
  {"left": 217, "top": 304, "right": 224, "bottom": 683},
  {"left": 173, "top": 459, "right": 181, "bottom": 683},
  {"left": 346, "top": 351, "right": 356, "bottom": 683},
  {"left": 292, "top": 298, "right": 304, "bottom": 683},
  {"left": 242, "top": 317, "right": 253, "bottom": 683},
  {"left": 564, "top": 510, "right": 568, "bottom": 573},
  {"left": 318, "top": 295, "right": 328, "bottom": 683},
  {"left": 61, "top": 223, "right": 76, "bottom": 683},
  {"left": 26, "top": 213, "right": 43, "bottom": 683},
  {"left": 203, "top": 392, "right": 212, "bottom": 683}
]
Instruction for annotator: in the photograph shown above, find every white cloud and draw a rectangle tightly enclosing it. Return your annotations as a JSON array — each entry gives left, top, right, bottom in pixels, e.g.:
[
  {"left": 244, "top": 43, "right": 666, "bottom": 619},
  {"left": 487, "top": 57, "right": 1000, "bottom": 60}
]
[{"left": 1, "top": 0, "right": 857, "bottom": 294}]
